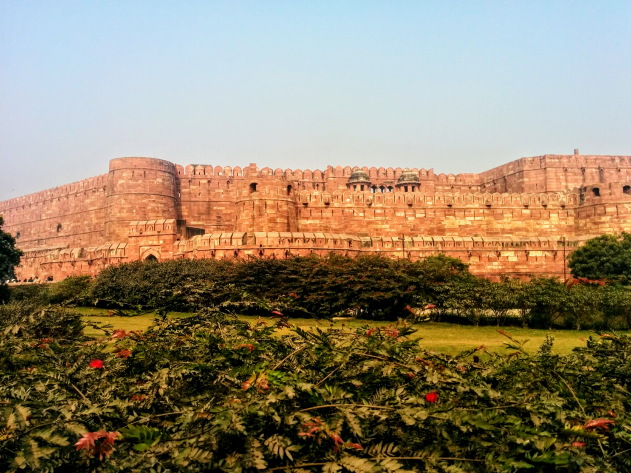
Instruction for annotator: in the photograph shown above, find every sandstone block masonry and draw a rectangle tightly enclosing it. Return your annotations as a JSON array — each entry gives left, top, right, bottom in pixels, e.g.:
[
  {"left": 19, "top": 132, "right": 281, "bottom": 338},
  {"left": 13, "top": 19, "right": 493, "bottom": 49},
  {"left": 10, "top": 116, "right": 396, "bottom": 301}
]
[{"left": 2, "top": 152, "right": 631, "bottom": 281}]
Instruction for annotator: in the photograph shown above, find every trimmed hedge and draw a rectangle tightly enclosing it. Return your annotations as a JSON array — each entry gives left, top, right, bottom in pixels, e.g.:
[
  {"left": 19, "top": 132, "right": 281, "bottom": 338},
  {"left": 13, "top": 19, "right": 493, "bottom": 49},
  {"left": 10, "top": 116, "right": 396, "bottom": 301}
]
[{"left": 89, "top": 255, "right": 473, "bottom": 320}]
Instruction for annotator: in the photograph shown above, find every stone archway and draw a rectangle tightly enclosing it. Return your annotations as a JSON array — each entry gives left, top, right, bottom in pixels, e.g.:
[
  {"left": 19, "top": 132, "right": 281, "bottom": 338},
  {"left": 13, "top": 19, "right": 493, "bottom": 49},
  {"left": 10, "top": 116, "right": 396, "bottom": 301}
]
[{"left": 140, "top": 248, "right": 160, "bottom": 262}]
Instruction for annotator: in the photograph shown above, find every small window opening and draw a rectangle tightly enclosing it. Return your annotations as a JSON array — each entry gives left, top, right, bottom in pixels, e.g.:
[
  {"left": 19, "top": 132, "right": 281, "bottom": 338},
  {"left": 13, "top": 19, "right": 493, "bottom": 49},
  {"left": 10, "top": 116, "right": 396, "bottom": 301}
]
[
  {"left": 249, "top": 183, "right": 258, "bottom": 193},
  {"left": 56, "top": 223, "right": 62, "bottom": 232},
  {"left": 287, "top": 185, "right": 292, "bottom": 195},
  {"left": 360, "top": 185, "right": 365, "bottom": 191},
  {"left": 145, "top": 254, "right": 158, "bottom": 262},
  {"left": 623, "top": 185, "right": 631, "bottom": 195},
  {"left": 592, "top": 187, "right": 600, "bottom": 197}
]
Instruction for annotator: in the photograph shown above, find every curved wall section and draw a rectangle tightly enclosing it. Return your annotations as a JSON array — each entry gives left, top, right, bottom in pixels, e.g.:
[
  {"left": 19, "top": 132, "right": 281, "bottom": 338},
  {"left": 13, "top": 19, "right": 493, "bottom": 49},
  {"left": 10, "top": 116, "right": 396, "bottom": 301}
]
[{"left": 104, "top": 157, "right": 179, "bottom": 241}]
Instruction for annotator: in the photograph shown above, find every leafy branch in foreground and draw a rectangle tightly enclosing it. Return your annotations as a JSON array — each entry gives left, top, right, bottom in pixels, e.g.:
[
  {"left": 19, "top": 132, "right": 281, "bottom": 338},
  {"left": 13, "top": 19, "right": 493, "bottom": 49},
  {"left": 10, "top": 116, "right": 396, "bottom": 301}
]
[{"left": 0, "top": 306, "right": 630, "bottom": 472}]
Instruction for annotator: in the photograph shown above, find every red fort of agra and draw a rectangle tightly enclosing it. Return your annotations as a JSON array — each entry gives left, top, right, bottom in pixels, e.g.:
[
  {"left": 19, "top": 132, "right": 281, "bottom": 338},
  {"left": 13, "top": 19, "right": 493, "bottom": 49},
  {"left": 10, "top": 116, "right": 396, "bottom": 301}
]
[{"left": 2, "top": 150, "right": 631, "bottom": 281}]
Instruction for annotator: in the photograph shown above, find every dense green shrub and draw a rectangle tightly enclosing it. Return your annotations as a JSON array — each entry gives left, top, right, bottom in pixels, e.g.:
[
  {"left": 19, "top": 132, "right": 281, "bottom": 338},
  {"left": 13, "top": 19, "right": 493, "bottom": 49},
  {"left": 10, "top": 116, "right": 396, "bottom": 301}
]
[
  {"left": 91, "top": 258, "right": 235, "bottom": 311},
  {"left": 8, "top": 276, "right": 92, "bottom": 306},
  {"left": 519, "top": 278, "right": 568, "bottom": 329},
  {"left": 568, "top": 232, "right": 631, "bottom": 283},
  {"left": 7, "top": 283, "right": 50, "bottom": 304},
  {"left": 0, "top": 302, "right": 85, "bottom": 340},
  {"left": 87, "top": 255, "right": 631, "bottom": 329},
  {"left": 600, "top": 284, "right": 631, "bottom": 330},
  {"left": 90, "top": 254, "right": 472, "bottom": 319},
  {"left": 46, "top": 276, "right": 92, "bottom": 305},
  {"left": 1, "top": 308, "right": 629, "bottom": 472}
]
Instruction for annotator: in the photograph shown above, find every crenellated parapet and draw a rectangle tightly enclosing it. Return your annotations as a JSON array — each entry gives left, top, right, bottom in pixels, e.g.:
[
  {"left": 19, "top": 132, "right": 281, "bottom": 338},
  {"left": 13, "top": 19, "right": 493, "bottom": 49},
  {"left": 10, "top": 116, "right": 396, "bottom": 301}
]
[
  {"left": 0, "top": 174, "right": 108, "bottom": 212},
  {"left": 297, "top": 189, "right": 576, "bottom": 208},
  {"left": 128, "top": 219, "right": 178, "bottom": 237}
]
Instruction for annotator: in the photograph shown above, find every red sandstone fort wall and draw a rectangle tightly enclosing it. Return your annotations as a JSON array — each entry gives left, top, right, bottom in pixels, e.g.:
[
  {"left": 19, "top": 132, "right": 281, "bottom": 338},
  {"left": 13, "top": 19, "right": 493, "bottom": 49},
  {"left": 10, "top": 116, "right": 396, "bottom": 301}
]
[
  {"left": 0, "top": 174, "right": 108, "bottom": 251},
  {"left": 294, "top": 190, "right": 576, "bottom": 237},
  {"left": 479, "top": 155, "right": 631, "bottom": 193},
  {"left": 3, "top": 154, "right": 631, "bottom": 282}
]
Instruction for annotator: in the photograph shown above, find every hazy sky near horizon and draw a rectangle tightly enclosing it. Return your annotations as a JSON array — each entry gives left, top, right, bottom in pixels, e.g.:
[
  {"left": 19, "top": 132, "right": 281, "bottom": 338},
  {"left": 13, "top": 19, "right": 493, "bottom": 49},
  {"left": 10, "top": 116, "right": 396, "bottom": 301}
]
[{"left": 1, "top": 1, "right": 630, "bottom": 200}]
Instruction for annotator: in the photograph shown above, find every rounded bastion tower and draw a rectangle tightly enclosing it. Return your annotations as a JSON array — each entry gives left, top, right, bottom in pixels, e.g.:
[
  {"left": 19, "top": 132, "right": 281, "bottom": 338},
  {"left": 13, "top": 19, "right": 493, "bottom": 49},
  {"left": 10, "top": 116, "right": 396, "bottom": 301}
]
[
  {"left": 234, "top": 169, "right": 298, "bottom": 233},
  {"left": 104, "top": 157, "right": 180, "bottom": 242}
]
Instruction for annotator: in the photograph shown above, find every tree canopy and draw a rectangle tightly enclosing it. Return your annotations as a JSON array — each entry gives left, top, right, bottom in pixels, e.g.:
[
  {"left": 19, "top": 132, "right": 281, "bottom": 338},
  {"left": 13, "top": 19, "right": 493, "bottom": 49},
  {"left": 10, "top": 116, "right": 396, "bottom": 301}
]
[
  {"left": 0, "top": 215, "right": 22, "bottom": 283},
  {"left": 568, "top": 233, "right": 631, "bottom": 284}
]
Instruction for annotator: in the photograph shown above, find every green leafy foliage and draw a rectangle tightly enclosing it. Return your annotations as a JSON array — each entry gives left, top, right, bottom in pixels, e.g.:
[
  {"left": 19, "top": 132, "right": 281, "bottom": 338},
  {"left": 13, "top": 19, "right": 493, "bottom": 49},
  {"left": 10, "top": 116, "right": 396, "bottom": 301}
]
[
  {"left": 90, "top": 254, "right": 471, "bottom": 320},
  {"left": 0, "top": 215, "right": 22, "bottom": 302},
  {"left": 9, "top": 276, "right": 92, "bottom": 306},
  {"left": 568, "top": 232, "right": 631, "bottom": 283},
  {"left": 73, "top": 253, "right": 631, "bottom": 329},
  {"left": 0, "top": 302, "right": 85, "bottom": 339},
  {"left": 1, "top": 305, "right": 630, "bottom": 472}
]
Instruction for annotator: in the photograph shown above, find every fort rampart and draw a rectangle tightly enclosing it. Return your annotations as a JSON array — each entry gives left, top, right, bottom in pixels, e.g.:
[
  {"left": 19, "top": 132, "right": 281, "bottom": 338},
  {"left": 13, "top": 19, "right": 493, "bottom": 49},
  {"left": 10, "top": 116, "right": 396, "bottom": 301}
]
[{"left": 2, "top": 152, "right": 631, "bottom": 281}]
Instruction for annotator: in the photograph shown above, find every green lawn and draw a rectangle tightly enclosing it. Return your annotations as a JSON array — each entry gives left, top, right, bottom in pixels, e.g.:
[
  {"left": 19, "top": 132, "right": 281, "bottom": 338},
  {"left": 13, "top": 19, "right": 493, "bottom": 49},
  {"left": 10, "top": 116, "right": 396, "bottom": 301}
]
[{"left": 76, "top": 307, "right": 609, "bottom": 356}]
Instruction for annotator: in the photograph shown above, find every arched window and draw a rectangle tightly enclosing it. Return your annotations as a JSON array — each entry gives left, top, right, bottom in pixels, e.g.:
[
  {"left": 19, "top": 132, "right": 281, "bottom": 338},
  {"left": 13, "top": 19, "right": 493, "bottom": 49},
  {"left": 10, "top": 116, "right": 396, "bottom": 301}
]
[
  {"left": 287, "top": 185, "right": 292, "bottom": 195},
  {"left": 387, "top": 186, "right": 393, "bottom": 193},
  {"left": 592, "top": 187, "right": 600, "bottom": 197},
  {"left": 623, "top": 185, "right": 631, "bottom": 195},
  {"left": 249, "top": 183, "right": 258, "bottom": 193},
  {"left": 145, "top": 254, "right": 158, "bottom": 262}
]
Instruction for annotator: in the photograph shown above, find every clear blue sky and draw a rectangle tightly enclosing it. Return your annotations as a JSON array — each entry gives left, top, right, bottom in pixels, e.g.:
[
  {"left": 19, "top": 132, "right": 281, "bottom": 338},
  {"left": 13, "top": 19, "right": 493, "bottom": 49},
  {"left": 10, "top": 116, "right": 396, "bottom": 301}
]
[{"left": 1, "top": 1, "right": 630, "bottom": 200}]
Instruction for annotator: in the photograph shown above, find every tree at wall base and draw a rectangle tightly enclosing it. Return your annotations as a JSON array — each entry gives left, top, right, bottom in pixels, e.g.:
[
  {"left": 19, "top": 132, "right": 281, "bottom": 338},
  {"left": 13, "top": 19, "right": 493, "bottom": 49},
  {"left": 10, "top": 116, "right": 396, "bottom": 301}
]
[
  {"left": 568, "top": 233, "right": 631, "bottom": 284},
  {"left": 0, "top": 216, "right": 22, "bottom": 302}
]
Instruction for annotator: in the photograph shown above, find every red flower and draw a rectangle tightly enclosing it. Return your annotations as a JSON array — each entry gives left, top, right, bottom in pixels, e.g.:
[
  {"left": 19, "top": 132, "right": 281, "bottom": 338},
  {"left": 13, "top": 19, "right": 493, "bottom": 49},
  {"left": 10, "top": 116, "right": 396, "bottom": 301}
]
[
  {"left": 330, "top": 433, "right": 344, "bottom": 452},
  {"left": 130, "top": 394, "right": 146, "bottom": 402},
  {"left": 111, "top": 329, "right": 128, "bottom": 339},
  {"left": 385, "top": 328, "right": 399, "bottom": 338},
  {"left": 89, "top": 359, "right": 104, "bottom": 369},
  {"left": 289, "top": 292, "right": 299, "bottom": 298},
  {"left": 572, "top": 441, "right": 586, "bottom": 448},
  {"left": 407, "top": 372, "right": 415, "bottom": 379},
  {"left": 234, "top": 344, "right": 255, "bottom": 352},
  {"left": 347, "top": 442, "right": 363, "bottom": 450},
  {"left": 424, "top": 304, "right": 437, "bottom": 310},
  {"left": 75, "top": 431, "right": 120, "bottom": 460},
  {"left": 584, "top": 418, "right": 615, "bottom": 430},
  {"left": 116, "top": 349, "right": 132, "bottom": 359},
  {"left": 425, "top": 391, "right": 439, "bottom": 403},
  {"left": 365, "top": 328, "right": 376, "bottom": 337},
  {"left": 271, "top": 310, "right": 283, "bottom": 316}
]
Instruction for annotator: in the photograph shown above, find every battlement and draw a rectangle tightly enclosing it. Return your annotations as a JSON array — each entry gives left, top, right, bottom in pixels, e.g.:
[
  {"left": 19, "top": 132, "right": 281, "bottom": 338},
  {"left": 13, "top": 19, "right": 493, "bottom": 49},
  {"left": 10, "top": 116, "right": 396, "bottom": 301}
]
[
  {"left": 297, "top": 190, "right": 576, "bottom": 207},
  {"left": 0, "top": 174, "right": 108, "bottom": 212}
]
